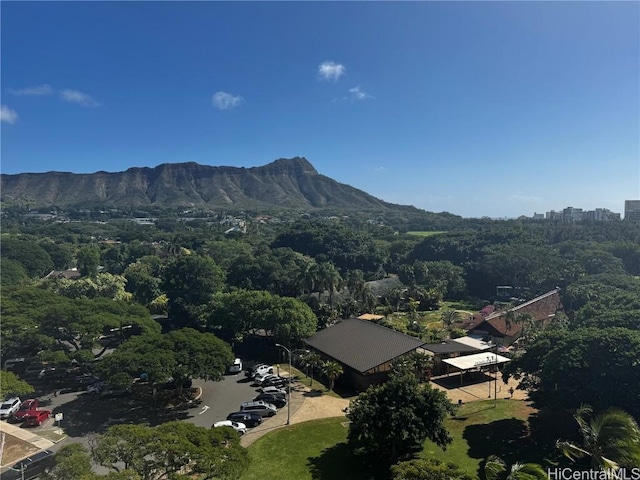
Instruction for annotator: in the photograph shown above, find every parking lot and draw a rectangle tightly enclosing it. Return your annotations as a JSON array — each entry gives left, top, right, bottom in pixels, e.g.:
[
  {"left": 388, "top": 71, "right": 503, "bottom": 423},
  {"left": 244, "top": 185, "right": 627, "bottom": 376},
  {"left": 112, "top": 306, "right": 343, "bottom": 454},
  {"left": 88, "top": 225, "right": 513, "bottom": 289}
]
[{"left": 188, "top": 372, "right": 283, "bottom": 429}]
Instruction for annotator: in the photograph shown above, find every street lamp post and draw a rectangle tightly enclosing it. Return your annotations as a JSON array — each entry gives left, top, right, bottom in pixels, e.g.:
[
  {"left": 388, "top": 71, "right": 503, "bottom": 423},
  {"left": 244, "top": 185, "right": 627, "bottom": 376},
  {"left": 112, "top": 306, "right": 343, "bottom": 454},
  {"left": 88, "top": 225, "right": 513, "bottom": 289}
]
[{"left": 275, "top": 343, "right": 292, "bottom": 425}]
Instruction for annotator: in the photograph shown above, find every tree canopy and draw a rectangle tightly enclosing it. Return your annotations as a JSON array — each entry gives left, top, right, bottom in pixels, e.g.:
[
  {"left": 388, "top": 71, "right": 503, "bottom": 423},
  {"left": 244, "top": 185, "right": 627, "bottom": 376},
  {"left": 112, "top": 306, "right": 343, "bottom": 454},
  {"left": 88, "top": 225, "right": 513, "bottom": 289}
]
[
  {"left": 347, "top": 371, "right": 456, "bottom": 465},
  {"left": 90, "top": 421, "right": 247, "bottom": 480},
  {"left": 97, "top": 328, "right": 234, "bottom": 394},
  {"left": 204, "top": 289, "right": 317, "bottom": 345}
]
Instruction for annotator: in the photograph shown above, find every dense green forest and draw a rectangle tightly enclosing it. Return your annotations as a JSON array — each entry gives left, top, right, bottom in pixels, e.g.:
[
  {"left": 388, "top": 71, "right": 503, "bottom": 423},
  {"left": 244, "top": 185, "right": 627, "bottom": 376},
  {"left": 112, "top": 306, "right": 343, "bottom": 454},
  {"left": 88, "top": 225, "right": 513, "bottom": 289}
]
[{"left": 2, "top": 212, "right": 640, "bottom": 476}]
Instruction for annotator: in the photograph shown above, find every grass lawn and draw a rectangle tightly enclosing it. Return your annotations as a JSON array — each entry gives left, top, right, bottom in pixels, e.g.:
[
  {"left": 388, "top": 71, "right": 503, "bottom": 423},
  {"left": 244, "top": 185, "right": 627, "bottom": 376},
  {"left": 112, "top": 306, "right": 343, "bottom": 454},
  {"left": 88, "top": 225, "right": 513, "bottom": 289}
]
[
  {"left": 422, "top": 399, "right": 540, "bottom": 476},
  {"left": 240, "top": 399, "right": 556, "bottom": 480},
  {"left": 406, "top": 231, "right": 447, "bottom": 237},
  {"left": 288, "top": 366, "right": 345, "bottom": 399},
  {"left": 240, "top": 417, "right": 350, "bottom": 480}
]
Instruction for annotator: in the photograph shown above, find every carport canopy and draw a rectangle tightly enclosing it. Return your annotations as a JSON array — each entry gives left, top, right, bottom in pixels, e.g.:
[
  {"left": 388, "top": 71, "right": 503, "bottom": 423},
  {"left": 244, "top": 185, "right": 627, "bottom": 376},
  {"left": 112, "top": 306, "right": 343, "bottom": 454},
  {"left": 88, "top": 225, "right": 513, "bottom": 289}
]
[{"left": 442, "top": 352, "right": 510, "bottom": 371}]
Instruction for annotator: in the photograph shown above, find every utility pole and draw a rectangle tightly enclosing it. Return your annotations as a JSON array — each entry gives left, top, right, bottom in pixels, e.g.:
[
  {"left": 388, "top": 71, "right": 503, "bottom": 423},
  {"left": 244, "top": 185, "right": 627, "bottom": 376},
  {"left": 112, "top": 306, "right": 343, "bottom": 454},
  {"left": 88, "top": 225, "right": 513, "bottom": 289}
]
[{"left": 494, "top": 344, "right": 498, "bottom": 408}]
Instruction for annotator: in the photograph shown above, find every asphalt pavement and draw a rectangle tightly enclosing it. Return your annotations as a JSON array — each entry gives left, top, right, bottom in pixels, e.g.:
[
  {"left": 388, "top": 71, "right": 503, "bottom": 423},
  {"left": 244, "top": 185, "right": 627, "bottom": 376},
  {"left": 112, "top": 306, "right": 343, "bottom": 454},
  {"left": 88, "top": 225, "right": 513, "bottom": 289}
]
[{"left": 186, "top": 373, "right": 267, "bottom": 429}]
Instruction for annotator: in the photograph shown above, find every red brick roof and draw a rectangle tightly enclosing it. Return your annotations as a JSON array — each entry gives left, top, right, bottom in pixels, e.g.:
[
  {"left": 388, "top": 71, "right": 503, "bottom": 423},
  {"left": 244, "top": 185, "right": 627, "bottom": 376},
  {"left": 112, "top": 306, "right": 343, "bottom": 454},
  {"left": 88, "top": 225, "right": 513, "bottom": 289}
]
[{"left": 475, "top": 290, "right": 563, "bottom": 337}]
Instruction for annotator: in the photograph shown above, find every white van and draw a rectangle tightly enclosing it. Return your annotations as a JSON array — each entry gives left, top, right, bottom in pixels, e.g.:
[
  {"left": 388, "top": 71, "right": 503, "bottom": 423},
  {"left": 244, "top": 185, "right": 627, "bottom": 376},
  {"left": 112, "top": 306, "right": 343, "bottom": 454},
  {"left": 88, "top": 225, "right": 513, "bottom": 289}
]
[{"left": 229, "top": 358, "right": 243, "bottom": 374}]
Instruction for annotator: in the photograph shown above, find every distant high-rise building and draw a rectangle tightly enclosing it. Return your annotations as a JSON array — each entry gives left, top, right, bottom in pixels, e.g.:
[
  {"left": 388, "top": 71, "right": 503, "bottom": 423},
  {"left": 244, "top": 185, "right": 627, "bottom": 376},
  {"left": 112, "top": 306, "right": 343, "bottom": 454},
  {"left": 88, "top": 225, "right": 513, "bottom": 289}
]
[
  {"left": 546, "top": 210, "right": 562, "bottom": 220},
  {"left": 584, "top": 208, "right": 620, "bottom": 221},
  {"left": 562, "top": 207, "right": 583, "bottom": 222},
  {"left": 625, "top": 200, "right": 640, "bottom": 221},
  {"left": 532, "top": 213, "right": 545, "bottom": 220},
  {"left": 542, "top": 206, "right": 620, "bottom": 221}
]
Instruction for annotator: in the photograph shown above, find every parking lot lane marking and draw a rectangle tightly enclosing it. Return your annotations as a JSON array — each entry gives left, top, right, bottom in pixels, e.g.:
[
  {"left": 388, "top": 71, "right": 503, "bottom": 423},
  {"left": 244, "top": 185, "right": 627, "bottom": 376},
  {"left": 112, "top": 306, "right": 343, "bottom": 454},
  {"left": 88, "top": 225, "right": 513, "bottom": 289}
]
[{"left": 199, "top": 405, "right": 209, "bottom": 415}]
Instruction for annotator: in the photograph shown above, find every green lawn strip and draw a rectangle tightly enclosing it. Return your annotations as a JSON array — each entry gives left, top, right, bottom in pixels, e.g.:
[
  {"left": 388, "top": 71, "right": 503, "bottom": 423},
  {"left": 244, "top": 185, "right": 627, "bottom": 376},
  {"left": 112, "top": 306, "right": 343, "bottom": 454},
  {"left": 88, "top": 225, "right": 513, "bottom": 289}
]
[
  {"left": 287, "top": 366, "right": 342, "bottom": 398},
  {"left": 421, "top": 399, "right": 538, "bottom": 476},
  {"left": 406, "top": 231, "right": 447, "bottom": 237},
  {"left": 240, "top": 417, "right": 350, "bottom": 480}
]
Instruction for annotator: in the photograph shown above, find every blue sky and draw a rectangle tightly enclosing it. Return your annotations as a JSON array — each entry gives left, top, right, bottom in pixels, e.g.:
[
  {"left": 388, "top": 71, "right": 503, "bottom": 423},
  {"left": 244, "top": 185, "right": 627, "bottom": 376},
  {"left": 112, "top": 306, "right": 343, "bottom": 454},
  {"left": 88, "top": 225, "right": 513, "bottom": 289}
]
[{"left": 1, "top": 1, "right": 638, "bottom": 218}]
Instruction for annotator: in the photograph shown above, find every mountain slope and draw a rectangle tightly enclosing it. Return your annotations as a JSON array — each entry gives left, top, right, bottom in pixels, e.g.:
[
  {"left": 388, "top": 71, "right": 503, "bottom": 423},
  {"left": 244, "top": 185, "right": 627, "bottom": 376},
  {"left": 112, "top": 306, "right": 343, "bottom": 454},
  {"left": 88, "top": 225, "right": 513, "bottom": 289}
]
[{"left": 0, "top": 157, "right": 403, "bottom": 211}]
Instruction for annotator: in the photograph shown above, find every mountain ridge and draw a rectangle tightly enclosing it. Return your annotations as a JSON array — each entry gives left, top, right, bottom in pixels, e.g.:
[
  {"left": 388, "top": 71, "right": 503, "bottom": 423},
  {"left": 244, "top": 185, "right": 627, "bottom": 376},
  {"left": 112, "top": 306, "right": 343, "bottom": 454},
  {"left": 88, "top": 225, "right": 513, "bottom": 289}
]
[{"left": 0, "top": 157, "right": 417, "bottom": 212}]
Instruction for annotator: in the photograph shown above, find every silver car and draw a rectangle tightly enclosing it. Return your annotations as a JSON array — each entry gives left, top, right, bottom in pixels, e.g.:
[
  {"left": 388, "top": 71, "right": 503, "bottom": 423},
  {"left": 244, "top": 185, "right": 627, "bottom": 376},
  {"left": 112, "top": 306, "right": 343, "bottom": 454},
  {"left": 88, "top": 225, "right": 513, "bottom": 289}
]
[{"left": 240, "top": 400, "right": 277, "bottom": 417}]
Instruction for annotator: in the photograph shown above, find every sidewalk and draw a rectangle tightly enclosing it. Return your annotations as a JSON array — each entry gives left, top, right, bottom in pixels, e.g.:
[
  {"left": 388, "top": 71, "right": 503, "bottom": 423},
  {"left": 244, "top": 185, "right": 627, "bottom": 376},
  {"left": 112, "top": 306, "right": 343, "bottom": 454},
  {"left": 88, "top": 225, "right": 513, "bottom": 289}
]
[{"left": 0, "top": 422, "right": 55, "bottom": 468}]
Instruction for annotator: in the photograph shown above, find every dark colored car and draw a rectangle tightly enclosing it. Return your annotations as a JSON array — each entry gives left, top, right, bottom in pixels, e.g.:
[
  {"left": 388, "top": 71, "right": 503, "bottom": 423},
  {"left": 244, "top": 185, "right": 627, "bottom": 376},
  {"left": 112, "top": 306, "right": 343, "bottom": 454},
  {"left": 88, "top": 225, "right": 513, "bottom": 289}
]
[
  {"left": 226, "top": 411, "right": 263, "bottom": 427},
  {"left": 253, "top": 393, "right": 287, "bottom": 408},
  {"left": 162, "top": 378, "right": 193, "bottom": 390},
  {"left": 2, "top": 450, "right": 54, "bottom": 480},
  {"left": 261, "top": 377, "right": 292, "bottom": 389}
]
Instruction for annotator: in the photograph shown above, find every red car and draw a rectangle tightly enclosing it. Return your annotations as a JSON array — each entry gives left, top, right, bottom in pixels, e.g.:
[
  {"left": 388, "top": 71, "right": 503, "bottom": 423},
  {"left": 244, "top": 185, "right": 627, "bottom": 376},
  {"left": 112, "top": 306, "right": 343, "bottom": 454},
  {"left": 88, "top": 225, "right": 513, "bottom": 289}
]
[
  {"left": 10, "top": 399, "right": 38, "bottom": 423},
  {"left": 24, "top": 410, "right": 51, "bottom": 427}
]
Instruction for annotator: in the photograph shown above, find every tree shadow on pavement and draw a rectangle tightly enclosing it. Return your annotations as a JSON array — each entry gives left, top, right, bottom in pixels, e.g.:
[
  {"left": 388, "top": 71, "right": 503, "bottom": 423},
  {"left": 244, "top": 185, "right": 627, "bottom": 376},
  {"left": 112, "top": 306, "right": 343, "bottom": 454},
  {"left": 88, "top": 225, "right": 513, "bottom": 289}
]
[{"left": 52, "top": 392, "right": 197, "bottom": 439}]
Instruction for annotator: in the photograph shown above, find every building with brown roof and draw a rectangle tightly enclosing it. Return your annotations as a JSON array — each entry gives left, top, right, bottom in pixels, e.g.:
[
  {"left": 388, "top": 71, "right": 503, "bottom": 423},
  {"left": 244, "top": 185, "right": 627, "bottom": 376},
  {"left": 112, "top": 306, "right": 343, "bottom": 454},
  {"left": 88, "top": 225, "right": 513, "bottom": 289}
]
[
  {"left": 470, "top": 289, "right": 562, "bottom": 345},
  {"left": 305, "top": 318, "right": 425, "bottom": 391}
]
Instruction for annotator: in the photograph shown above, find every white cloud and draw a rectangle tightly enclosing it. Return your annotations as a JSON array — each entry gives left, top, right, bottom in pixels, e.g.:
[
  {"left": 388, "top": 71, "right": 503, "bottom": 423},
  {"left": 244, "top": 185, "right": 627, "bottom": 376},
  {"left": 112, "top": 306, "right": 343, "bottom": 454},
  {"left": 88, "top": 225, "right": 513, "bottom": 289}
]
[
  {"left": 212, "top": 91, "right": 244, "bottom": 110},
  {"left": 374, "top": 166, "right": 386, "bottom": 172},
  {"left": 1, "top": 105, "right": 18, "bottom": 124},
  {"left": 60, "top": 89, "right": 100, "bottom": 107},
  {"left": 349, "top": 86, "right": 372, "bottom": 100},
  {"left": 318, "top": 61, "right": 345, "bottom": 81},
  {"left": 9, "top": 84, "right": 53, "bottom": 96}
]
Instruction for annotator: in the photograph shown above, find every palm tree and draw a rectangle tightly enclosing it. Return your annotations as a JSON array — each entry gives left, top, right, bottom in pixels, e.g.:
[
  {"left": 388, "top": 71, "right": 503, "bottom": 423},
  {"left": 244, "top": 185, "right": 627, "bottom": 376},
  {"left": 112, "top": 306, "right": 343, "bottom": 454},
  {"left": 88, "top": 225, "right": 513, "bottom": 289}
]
[
  {"left": 346, "top": 269, "right": 366, "bottom": 301},
  {"left": 316, "top": 262, "right": 342, "bottom": 310},
  {"left": 556, "top": 404, "right": 640, "bottom": 471},
  {"left": 361, "top": 284, "right": 378, "bottom": 312},
  {"left": 485, "top": 455, "right": 547, "bottom": 480},
  {"left": 321, "top": 361, "right": 343, "bottom": 391},
  {"left": 441, "top": 310, "right": 461, "bottom": 329},
  {"left": 407, "top": 351, "right": 434, "bottom": 382},
  {"left": 503, "top": 310, "right": 517, "bottom": 333},
  {"left": 300, "top": 352, "right": 323, "bottom": 387}
]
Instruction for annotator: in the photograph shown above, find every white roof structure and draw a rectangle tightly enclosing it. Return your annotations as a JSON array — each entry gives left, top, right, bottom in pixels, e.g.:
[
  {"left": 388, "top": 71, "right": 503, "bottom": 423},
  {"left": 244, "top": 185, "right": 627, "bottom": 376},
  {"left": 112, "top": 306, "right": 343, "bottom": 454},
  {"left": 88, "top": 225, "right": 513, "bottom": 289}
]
[
  {"left": 442, "top": 352, "right": 510, "bottom": 371},
  {"left": 450, "top": 336, "right": 493, "bottom": 351}
]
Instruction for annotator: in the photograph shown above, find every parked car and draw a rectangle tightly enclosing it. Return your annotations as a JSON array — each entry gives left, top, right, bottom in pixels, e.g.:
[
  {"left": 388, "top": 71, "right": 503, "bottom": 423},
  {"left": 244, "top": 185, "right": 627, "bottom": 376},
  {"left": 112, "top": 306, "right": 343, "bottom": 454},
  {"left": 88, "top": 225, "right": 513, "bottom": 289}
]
[
  {"left": 228, "top": 358, "right": 243, "bottom": 374},
  {"left": 2, "top": 450, "right": 54, "bottom": 480},
  {"left": 260, "top": 386, "right": 287, "bottom": 396},
  {"left": 0, "top": 397, "right": 21, "bottom": 419},
  {"left": 253, "top": 373, "right": 278, "bottom": 385},
  {"left": 3, "top": 357, "right": 25, "bottom": 371},
  {"left": 87, "top": 381, "right": 105, "bottom": 394},
  {"left": 212, "top": 420, "right": 246, "bottom": 435},
  {"left": 9, "top": 399, "right": 38, "bottom": 423},
  {"left": 253, "top": 393, "right": 286, "bottom": 408},
  {"left": 240, "top": 400, "right": 277, "bottom": 417},
  {"left": 226, "top": 411, "right": 263, "bottom": 427},
  {"left": 251, "top": 365, "right": 274, "bottom": 378},
  {"left": 37, "top": 366, "right": 58, "bottom": 379},
  {"left": 75, "top": 373, "right": 100, "bottom": 386},
  {"left": 24, "top": 410, "right": 51, "bottom": 427},
  {"left": 88, "top": 382, "right": 131, "bottom": 398},
  {"left": 23, "top": 364, "right": 47, "bottom": 377},
  {"left": 261, "top": 377, "right": 292, "bottom": 388},
  {"left": 99, "top": 385, "right": 131, "bottom": 398},
  {"left": 245, "top": 363, "right": 269, "bottom": 378},
  {"left": 162, "top": 378, "right": 193, "bottom": 390}
]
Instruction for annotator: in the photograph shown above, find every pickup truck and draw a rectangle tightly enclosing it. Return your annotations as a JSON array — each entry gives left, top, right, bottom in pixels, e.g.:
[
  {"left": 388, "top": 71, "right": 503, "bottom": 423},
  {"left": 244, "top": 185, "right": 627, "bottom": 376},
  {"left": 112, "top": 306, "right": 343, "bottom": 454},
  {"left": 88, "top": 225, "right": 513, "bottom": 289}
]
[
  {"left": 10, "top": 399, "right": 38, "bottom": 423},
  {"left": 24, "top": 410, "right": 51, "bottom": 427}
]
